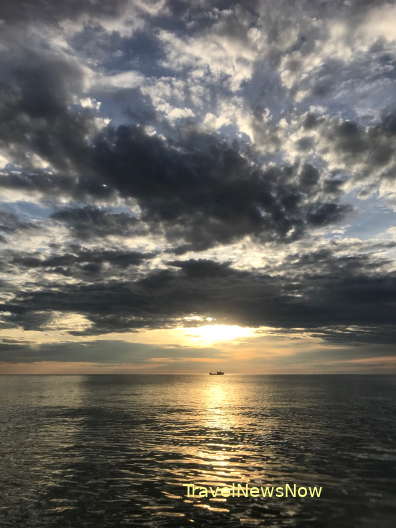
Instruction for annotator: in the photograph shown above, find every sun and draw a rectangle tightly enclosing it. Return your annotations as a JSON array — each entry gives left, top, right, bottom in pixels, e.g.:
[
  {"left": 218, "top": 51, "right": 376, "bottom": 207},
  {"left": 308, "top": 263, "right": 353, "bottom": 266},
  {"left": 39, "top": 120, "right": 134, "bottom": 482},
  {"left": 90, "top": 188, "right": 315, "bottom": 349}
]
[{"left": 181, "top": 324, "right": 255, "bottom": 345}]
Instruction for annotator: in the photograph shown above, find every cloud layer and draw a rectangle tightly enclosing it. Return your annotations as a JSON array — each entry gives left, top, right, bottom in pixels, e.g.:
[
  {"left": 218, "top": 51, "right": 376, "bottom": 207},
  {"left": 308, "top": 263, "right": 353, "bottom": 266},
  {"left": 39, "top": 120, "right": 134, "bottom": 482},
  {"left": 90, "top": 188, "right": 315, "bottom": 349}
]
[{"left": 0, "top": 0, "right": 396, "bottom": 371}]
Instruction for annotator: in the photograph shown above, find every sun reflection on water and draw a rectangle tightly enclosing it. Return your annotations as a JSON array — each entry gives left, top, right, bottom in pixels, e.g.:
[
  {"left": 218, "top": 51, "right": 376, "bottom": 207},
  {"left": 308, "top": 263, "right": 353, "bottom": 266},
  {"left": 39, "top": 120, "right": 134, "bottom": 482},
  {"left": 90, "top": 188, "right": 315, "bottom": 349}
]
[
  {"left": 204, "top": 381, "right": 234, "bottom": 430},
  {"left": 184, "top": 378, "right": 251, "bottom": 489},
  {"left": 2, "top": 375, "right": 373, "bottom": 526}
]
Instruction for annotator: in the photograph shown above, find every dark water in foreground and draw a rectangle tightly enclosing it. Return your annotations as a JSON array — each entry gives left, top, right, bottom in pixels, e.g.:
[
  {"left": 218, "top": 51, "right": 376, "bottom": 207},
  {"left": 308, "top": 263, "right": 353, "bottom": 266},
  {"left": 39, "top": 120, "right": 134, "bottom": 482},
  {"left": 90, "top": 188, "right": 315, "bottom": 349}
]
[{"left": 0, "top": 375, "right": 395, "bottom": 528}]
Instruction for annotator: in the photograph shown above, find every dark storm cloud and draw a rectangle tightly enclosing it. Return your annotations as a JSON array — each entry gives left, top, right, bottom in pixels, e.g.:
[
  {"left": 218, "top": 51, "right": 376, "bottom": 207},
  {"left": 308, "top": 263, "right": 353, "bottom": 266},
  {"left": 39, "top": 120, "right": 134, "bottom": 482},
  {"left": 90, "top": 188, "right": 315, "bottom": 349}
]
[
  {"left": 0, "top": 210, "right": 37, "bottom": 240},
  {"left": 51, "top": 207, "right": 144, "bottom": 240},
  {"left": 298, "top": 108, "right": 396, "bottom": 186},
  {"left": 0, "top": 36, "right": 97, "bottom": 185},
  {"left": 4, "top": 310, "right": 54, "bottom": 332},
  {"left": 0, "top": 0, "right": 128, "bottom": 24},
  {"left": 0, "top": 121, "right": 351, "bottom": 249},
  {"left": 89, "top": 126, "right": 351, "bottom": 249},
  {"left": 0, "top": 20, "right": 351, "bottom": 250},
  {"left": 311, "top": 325, "right": 396, "bottom": 347},
  {"left": 1, "top": 250, "right": 395, "bottom": 346},
  {"left": 168, "top": 259, "right": 235, "bottom": 278},
  {"left": 0, "top": 0, "right": 356, "bottom": 251},
  {"left": 6, "top": 245, "right": 151, "bottom": 279}
]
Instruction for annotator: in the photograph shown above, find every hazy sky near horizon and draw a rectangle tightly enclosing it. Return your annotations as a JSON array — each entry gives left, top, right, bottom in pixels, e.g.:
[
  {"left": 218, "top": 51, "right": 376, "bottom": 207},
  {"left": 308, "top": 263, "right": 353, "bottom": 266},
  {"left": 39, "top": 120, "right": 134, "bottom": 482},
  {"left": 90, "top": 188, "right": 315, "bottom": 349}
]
[{"left": 0, "top": 0, "right": 396, "bottom": 373}]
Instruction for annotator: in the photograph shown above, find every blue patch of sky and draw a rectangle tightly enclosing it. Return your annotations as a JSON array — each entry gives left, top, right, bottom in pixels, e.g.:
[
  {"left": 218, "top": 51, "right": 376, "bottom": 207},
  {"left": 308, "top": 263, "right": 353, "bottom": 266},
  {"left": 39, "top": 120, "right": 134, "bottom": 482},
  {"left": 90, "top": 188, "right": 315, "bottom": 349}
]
[
  {"left": 0, "top": 201, "right": 53, "bottom": 220},
  {"left": 339, "top": 192, "right": 396, "bottom": 239}
]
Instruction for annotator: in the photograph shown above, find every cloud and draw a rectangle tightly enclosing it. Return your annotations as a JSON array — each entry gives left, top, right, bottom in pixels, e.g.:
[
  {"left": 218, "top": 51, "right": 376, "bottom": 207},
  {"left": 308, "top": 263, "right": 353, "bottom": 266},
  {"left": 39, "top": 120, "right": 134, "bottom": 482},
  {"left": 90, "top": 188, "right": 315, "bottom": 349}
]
[
  {"left": 0, "top": 36, "right": 100, "bottom": 200},
  {"left": 291, "top": 109, "right": 396, "bottom": 203},
  {"left": 0, "top": 121, "right": 351, "bottom": 249},
  {"left": 0, "top": 0, "right": 129, "bottom": 25},
  {"left": 91, "top": 126, "right": 351, "bottom": 249},
  {"left": 0, "top": 210, "right": 38, "bottom": 241},
  {"left": 51, "top": 206, "right": 144, "bottom": 240},
  {"left": 7, "top": 246, "right": 151, "bottom": 280},
  {"left": 1, "top": 247, "right": 395, "bottom": 348},
  {"left": 0, "top": 339, "right": 222, "bottom": 363},
  {"left": 0, "top": 0, "right": 395, "bottom": 370}
]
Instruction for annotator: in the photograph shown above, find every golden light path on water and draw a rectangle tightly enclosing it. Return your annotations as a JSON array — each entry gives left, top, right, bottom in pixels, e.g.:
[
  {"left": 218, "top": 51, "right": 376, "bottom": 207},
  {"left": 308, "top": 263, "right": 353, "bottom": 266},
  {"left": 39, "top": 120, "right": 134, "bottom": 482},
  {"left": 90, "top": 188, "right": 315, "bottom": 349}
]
[
  {"left": 1, "top": 375, "right": 393, "bottom": 526},
  {"left": 187, "top": 380, "right": 266, "bottom": 484}
]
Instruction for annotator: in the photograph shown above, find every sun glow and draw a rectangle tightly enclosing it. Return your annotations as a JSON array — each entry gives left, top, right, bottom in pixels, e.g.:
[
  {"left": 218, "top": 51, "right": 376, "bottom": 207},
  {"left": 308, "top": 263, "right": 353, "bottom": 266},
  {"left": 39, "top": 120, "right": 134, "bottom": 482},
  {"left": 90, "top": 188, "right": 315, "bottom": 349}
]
[{"left": 182, "top": 324, "right": 255, "bottom": 345}]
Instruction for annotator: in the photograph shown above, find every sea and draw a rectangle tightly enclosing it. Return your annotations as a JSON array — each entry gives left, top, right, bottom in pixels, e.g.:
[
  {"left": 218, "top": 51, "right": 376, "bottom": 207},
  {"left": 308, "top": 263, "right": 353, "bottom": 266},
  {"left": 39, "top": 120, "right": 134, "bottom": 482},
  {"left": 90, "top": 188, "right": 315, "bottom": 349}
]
[{"left": 0, "top": 374, "right": 395, "bottom": 527}]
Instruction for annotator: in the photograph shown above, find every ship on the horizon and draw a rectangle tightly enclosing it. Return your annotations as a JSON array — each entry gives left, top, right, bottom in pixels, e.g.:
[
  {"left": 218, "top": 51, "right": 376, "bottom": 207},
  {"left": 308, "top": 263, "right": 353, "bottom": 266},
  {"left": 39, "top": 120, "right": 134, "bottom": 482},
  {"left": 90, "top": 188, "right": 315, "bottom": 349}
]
[{"left": 209, "top": 370, "right": 224, "bottom": 375}]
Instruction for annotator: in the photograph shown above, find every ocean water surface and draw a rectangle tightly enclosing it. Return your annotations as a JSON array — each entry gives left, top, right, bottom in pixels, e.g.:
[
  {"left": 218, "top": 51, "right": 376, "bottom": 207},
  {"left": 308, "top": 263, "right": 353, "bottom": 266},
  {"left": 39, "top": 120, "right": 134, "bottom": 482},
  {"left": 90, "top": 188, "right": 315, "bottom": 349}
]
[{"left": 0, "top": 374, "right": 395, "bottom": 527}]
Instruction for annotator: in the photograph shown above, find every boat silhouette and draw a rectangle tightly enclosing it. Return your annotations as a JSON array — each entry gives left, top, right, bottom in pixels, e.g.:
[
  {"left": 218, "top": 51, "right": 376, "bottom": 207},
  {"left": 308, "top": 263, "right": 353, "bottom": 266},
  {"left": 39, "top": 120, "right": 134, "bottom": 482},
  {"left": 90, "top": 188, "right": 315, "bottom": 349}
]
[{"left": 209, "top": 370, "right": 224, "bottom": 375}]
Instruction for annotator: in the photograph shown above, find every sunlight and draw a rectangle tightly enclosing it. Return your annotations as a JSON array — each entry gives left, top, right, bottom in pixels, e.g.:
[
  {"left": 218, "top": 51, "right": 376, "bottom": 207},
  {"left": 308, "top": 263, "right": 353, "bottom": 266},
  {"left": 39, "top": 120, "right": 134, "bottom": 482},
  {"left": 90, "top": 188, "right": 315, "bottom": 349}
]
[{"left": 181, "top": 324, "right": 255, "bottom": 345}]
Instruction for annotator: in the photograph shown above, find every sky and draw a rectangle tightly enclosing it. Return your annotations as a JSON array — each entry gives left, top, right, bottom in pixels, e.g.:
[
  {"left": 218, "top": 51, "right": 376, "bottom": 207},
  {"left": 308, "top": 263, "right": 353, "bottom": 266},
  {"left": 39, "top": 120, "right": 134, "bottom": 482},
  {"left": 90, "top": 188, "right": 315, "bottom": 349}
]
[{"left": 0, "top": 0, "right": 396, "bottom": 374}]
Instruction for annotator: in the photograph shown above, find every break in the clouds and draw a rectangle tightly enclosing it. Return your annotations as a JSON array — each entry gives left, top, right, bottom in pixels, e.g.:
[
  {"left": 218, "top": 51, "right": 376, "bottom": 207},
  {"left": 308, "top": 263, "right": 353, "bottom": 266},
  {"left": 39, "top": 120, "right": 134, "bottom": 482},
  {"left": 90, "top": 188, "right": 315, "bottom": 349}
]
[{"left": 0, "top": 0, "right": 396, "bottom": 372}]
